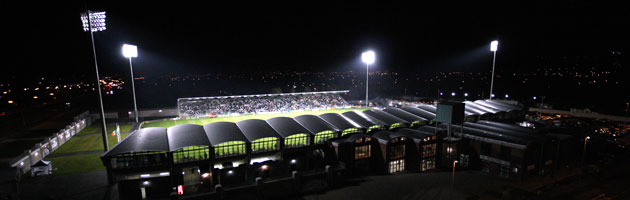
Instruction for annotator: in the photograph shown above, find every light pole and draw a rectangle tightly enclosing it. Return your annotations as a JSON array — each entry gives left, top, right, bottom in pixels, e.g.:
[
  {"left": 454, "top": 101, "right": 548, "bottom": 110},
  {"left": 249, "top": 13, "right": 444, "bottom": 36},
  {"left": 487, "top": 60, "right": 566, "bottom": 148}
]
[
  {"left": 489, "top": 40, "right": 498, "bottom": 99},
  {"left": 582, "top": 136, "right": 590, "bottom": 166},
  {"left": 452, "top": 160, "right": 458, "bottom": 187},
  {"left": 122, "top": 44, "right": 139, "bottom": 123},
  {"left": 81, "top": 10, "right": 109, "bottom": 151},
  {"left": 362, "top": 50, "right": 375, "bottom": 107}
]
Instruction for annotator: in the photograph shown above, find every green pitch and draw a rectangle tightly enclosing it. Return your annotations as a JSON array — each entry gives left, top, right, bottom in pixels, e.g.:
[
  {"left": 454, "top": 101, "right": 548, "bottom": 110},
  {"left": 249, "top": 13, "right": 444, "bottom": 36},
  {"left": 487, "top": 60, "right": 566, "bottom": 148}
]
[{"left": 142, "top": 108, "right": 369, "bottom": 128}]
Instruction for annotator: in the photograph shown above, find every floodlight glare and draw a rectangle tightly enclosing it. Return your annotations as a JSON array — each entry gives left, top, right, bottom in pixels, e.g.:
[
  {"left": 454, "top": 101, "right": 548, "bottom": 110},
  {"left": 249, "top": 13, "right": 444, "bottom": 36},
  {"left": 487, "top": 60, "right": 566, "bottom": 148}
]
[
  {"left": 533, "top": 96, "right": 537, "bottom": 100},
  {"left": 451, "top": 92, "right": 456, "bottom": 96},
  {"left": 490, "top": 40, "right": 498, "bottom": 52},
  {"left": 122, "top": 44, "right": 138, "bottom": 58},
  {"left": 464, "top": 93, "right": 469, "bottom": 97},
  {"left": 362, "top": 50, "right": 375, "bottom": 64},
  {"left": 80, "top": 11, "right": 106, "bottom": 32}
]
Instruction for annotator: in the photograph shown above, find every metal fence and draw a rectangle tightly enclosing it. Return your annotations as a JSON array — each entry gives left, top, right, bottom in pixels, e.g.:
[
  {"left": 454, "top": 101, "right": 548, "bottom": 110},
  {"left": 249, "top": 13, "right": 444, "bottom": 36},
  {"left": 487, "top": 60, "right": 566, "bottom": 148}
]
[{"left": 10, "top": 111, "right": 93, "bottom": 176}]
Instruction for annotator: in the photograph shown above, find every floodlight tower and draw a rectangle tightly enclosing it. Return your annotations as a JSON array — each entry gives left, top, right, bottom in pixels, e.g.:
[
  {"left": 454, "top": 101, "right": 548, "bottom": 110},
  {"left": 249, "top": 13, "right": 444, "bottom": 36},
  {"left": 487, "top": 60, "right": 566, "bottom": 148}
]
[
  {"left": 489, "top": 40, "right": 498, "bottom": 99},
  {"left": 362, "top": 50, "right": 375, "bottom": 107},
  {"left": 122, "top": 44, "right": 139, "bottom": 123},
  {"left": 81, "top": 10, "right": 109, "bottom": 151}
]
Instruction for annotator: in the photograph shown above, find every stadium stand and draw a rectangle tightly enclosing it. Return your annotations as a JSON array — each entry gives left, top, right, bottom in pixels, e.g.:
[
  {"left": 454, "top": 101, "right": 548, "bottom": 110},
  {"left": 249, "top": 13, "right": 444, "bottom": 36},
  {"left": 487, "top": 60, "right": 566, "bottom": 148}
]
[{"left": 177, "top": 91, "right": 350, "bottom": 118}]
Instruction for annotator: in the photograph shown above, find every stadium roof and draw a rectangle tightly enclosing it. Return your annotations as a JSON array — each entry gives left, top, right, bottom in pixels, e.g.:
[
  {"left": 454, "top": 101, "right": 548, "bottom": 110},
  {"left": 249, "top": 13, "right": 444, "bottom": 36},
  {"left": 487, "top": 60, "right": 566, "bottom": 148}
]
[
  {"left": 318, "top": 113, "right": 361, "bottom": 130},
  {"left": 203, "top": 122, "right": 248, "bottom": 146},
  {"left": 473, "top": 100, "right": 519, "bottom": 112},
  {"left": 417, "top": 105, "right": 437, "bottom": 113},
  {"left": 476, "top": 120, "right": 537, "bottom": 134},
  {"left": 415, "top": 125, "right": 445, "bottom": 135},
  {"left": 463, "top": 122, "right": 544, "bottom": 142},
  {"left": 484, "top": 100, "right": 523, "bottom": 110},
  {"left": 400, "top": 106, "right": 436, "bottom": 120},
  {"left": 457, "top": 126, "right": 532, "bottom": 147},
  {"left": 363, "top": 109, "right": 409, "bottom": 125},
  {"left": 383, "top": 107, "right": 427, "bottom": 122},
  {"left": 236, "top": 119, "right": 283, "bottom": 142},
  {"left": 167, "top": 124, "right": 211, "bottom": 150},
  {"left": 395, "top": 128, "right": 433, "bottom": 142},
  {"left": 465, "top": 101, "right": 502, "bottom": 114},
  {"left": 341, "top": 111, "right": 387, "bottom": 128},
  {"left": 372, "top": 130, "right": 408, "bottom": 143},
  {"left": 294, "top": 115, "right": 340, "bottom": 134},
  {"left": 266, "top": 117, "right": 314, "bottom": 137},
  {"left": 178, "top": 90, "right": 349, "bottom": 101},
  {"left": 103, "top": 127, "right": 169, "bottom": 157}
]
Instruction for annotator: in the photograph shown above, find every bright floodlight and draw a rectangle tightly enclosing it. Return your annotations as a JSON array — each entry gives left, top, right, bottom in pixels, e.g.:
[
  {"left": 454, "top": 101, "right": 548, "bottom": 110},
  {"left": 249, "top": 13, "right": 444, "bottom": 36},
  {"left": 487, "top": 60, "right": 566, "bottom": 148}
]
[
  {"left": 362, "top": 50, "right": 375, "bottom": 65},
  {"left": 490, "top": 40, "right": 499, "bottom": 52},
  {"left": 122, "top": 44, "right": 138, "bottom": 58},
  {"left": 451, "top": 92, "right": 456, "bottom": 96},
  {"left": 80, "top": 11, "right": 106, "bottom": 32}
]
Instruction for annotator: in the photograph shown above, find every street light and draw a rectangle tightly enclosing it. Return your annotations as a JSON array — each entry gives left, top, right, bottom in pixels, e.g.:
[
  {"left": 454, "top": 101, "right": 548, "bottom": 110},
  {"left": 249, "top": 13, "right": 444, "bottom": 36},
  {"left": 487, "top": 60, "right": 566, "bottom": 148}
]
[
  {"left": 122, "top": 44, "right": 139, "bottom": 123},
  {"left": 362, "top": 50, "right": 375, "bottom": 107},
  {"left": 81, "top": 10, "right": 109, "bottom": 151},
  {"left": 582, "top": 136, "right": 590, "bottom": 166},
  {"left": 489, "top": 40, "right": 499, "bottom": 99},
  {"left": 452, "top": 160, "right": 458, "bottom": 187}
]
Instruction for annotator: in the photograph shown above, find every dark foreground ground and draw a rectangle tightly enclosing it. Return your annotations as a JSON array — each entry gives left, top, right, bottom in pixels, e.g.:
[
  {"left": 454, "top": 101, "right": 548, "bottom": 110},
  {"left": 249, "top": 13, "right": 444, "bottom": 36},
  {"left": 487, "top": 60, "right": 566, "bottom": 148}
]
[{"left": 2, "top": 157, "right": 629, "bottom": 200}]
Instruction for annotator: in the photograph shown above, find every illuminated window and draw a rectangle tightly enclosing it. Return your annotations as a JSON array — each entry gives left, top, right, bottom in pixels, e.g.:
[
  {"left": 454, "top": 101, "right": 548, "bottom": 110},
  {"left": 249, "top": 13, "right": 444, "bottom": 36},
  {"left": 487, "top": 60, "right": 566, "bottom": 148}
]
[
  {"left": 422, "top": 144, "right": 437, "bottom": 158},
  {"left": 421, "top": 158, "right": 436, "bottom": 171},
  {"left": 342, "top": 128, "right": 360, "bottom": 136},
  {"left": 389, "top": 159, "right": 405, "bottom": 173},
  {"left": 355, "top": 145, "right": 371, "bottom": 160},
  {"left": 214, "top": 141, "right": 246, "bottom": 158},
  {"left": 314, "top": 130, "right": 336, "bottom": 144},
  {"left": 285, "top": 133, "right": 309, "bottom": 148},
  {"left": 173, "top": 146, "right": 209, "bottom": 164},
  {"left": 389, "top": 144, "right": 406, "bottom": 160},
  {"left": 251, "top": 137, "right": 279, "bottom": 153}
]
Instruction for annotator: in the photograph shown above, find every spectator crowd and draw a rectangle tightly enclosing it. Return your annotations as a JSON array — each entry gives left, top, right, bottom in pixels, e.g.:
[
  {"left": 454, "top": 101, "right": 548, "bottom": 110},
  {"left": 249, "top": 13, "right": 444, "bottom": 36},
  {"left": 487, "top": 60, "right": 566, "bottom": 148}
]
[{"left": 178, "top": 93, "right": 349, "bottom": 117}]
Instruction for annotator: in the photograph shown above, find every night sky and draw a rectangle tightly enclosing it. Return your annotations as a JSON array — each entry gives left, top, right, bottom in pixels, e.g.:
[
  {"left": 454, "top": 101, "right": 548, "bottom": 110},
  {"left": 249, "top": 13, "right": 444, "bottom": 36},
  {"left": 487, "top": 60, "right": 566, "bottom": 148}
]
[{"left": 2, "top": 1, "right": 629, "bottom": 79}]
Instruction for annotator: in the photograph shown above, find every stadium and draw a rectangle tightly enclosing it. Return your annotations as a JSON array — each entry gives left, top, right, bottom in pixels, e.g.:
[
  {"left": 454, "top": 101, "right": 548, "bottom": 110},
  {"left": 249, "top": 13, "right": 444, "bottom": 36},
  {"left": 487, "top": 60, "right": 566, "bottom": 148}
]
[{"left": 94, "top": 90, "right": 576, "bottom": 199}]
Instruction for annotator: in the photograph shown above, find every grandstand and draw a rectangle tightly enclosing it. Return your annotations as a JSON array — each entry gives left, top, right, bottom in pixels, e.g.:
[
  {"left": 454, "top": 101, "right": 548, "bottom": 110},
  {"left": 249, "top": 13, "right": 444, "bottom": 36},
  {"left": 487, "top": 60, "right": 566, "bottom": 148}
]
[{"left": 177, "top": 90, "right": 351, "bottom": 118}]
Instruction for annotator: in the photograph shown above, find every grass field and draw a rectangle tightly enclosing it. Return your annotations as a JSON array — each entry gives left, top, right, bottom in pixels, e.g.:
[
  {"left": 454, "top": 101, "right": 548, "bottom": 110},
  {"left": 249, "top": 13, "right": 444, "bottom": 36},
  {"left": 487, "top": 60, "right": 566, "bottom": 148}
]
[
  {"left": 143, "top": 108, "right": 369, "bottom": 128},
  {"left": 46, "top": 154, "right": 105, "bottom": 175},
  {"left": 77, "top": 124, "right": 133, "bottom": 136},
  {"left": 52, "top": 133, "right": 129, "bottom": 154}
]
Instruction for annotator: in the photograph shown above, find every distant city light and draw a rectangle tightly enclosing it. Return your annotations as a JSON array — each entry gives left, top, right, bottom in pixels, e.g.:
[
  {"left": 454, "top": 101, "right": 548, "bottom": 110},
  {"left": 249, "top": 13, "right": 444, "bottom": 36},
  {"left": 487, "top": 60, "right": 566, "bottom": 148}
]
[
  {"left": 33, "top": 96, "right": 38, "bottom": 99},
  {"left": 122, "top": 44, "right": 138, "bottom": 58},
  {"left": 451, "top": 92, "right": 456, "bottom": 96},
  {"left": 201, "top": 173, "right": 210, "bottom": 178},
  {"left": 440, "top": 92, "right": 443, "bottom": 96},
  {"left": 143, "top": 181, "right": 150, "bottom": 185},
  {"left": 228, "top": 170, "right": 234, "bottom": 175},
  {"left": 261, "top": 165, "right": 269, "bottom": 170},
  {"left": 362, "top": 50, "right": 375, "bottom": 65},
  {"left": 49, "top": 93, "right": 54, "bottom": 96},
  {"left": 505, "top": 94, "right": 509, "bottom": 98},
  {"left": 533, "top": 96, "right": 537, "bottom": 100},
  {"left": 291, "top": 159, "right": 297, "bottom": 164},
  {"left": 490, "top": 40, "right": 499, "bottom": 52},
  {"left": 7, "top": 100, "right": 13, "bottom": 104}
]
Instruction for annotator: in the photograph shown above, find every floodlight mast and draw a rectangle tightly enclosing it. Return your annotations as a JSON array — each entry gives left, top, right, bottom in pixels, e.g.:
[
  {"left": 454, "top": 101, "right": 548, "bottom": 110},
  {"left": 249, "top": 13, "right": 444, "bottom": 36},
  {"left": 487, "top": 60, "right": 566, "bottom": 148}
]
[
  {"left": 82, "top": 10, "right": 109, "bottom": 151},
  {"left": 362, "top": 50, "right": 375, "bottom": 107},
  {"left": 122, "top": 44, "right": 139, "bottom": 123},
  {"left": 489, "top": 40, "right": 498, "bottom": 99}
]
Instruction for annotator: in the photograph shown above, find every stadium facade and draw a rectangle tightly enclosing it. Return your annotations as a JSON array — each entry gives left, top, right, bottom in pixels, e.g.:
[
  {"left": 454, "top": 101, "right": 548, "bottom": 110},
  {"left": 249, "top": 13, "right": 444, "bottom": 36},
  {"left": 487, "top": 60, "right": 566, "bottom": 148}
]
[{"left": 101, "top": 100, "right": 578, "bottom": 199}]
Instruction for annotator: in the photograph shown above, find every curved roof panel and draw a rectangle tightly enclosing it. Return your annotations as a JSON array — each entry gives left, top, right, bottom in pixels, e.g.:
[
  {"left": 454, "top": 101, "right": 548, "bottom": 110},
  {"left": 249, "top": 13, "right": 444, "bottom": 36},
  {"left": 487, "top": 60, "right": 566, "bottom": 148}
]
[
  {"left": 383, "top": 107, "right": 427, "bottom": 122},
  {"left": 167, "top": 124, "right": 211, "bottom": 150},
  {"left": 415, "top": 125, "right": 443, "bottom": 135},
  {"left": 236, "top": 119, "right": 282, "bottom": 142},
  {"left": 294, "top": 114, "right": 340, "bottom": 134},
  {"left": 203, "top": 122, "right": 248, "bottom": 146},
  {"left": 319, "top": 113, "right": 361, "bottom": 130},
  {"left": 484, "top": 100, "right": 523, "bottom": 110},
  {"left": 372, "top": 130, "right": 408, "bottom": 142},
  {"left": 464, "top": 101, "right": 497, "bottom": 114},
  {"left": 363, "top": 109, "right": 409, "bottom": 125},
  {"left": 103, "top": 127, "right": 169, "bottom": 156},
  {"left": 477, "top": 120, "right": 536, "bottom": 134},
  {"left": 341, "top": 111, "right": 387, "bottom": 127},
  {"left": 463, "top": 122, "right": 542, "bottom": 142},
  {"left": 460, "top": 126, "right": 531, "bottom": 145},
  {"left": 266, "top": 117, "right": 313, "bottom": 137},
  {"left": 395, "top": 128, "right": 433, "bottom": 140},
  {"left": 417, "top": 105, "right": 437, "bottom": 114},
  {"left": 474, "top": 100, "right": 517, "bottom": 112},
  {"left": 401, "top": 106, "right": 436, "bottom": 120}
]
